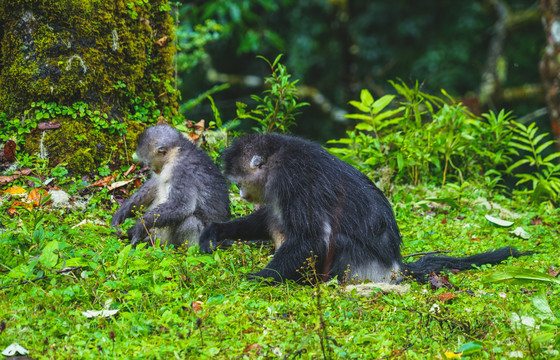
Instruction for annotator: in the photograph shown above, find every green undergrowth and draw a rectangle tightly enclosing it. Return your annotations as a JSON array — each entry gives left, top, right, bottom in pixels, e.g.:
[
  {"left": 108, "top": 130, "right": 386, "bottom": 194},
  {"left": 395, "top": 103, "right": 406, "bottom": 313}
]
[{"left": 0, "top": 179, "right": 559, "bottom": 359}]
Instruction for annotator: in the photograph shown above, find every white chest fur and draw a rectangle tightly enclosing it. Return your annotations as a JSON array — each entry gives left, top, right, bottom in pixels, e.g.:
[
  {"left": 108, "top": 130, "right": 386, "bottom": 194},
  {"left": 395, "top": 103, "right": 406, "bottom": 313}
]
[{"left": 152, "top": 149, "right": 178, "bottom": 206}]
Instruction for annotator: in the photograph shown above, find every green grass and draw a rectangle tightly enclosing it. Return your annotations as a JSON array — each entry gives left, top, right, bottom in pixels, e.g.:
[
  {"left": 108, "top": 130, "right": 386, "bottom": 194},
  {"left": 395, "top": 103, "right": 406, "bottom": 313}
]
[{"left": 1, "top": 182, "right": 559, "bottom": 359}]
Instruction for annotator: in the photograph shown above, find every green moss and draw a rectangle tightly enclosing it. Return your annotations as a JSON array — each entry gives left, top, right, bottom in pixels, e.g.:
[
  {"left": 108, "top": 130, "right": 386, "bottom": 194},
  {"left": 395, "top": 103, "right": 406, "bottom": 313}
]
[{"left": 0, "top": 0, "right": 180, "bottom": 174}]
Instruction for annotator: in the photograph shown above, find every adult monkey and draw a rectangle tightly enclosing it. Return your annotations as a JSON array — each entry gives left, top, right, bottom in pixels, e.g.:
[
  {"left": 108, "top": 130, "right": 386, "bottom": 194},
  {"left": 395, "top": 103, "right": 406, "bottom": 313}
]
[
  {"left": 199, "top": 133, "right": 527, "bottom": 283},
  {"left": 112, "top": 125, "right": 230, "bottom": 247}
]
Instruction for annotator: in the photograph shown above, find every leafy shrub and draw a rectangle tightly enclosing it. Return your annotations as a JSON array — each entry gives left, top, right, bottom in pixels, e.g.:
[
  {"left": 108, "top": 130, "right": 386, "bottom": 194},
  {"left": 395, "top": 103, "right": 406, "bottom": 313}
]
[
  {"left": 506, "top": 121, "right": 560, "bottom": 202},
  {"left": 328, "top": 81, "right": 515, "bottom": 188}
]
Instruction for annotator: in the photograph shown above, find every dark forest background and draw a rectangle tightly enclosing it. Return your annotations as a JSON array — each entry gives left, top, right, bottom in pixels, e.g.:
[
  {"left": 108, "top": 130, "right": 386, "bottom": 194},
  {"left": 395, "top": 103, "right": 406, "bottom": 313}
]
[{"left": 176, "top": 0, "right": 546, "bottom": 142}]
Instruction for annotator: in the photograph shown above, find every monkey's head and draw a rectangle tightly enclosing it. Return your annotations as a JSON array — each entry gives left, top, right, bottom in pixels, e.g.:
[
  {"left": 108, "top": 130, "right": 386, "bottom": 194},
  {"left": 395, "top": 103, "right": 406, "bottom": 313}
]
[
  {"left": 136, "top": 125, "right": 187, "bottom": 174},
  {"left": 223, "top": 134, "right": 281, "bottom": 204}
]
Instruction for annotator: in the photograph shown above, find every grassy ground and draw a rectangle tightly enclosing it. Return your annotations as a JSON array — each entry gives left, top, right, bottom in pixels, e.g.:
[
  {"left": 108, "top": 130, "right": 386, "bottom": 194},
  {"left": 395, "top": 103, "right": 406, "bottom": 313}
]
[{"left": 1, "top": 181, "right": 559, "bottom": 359}]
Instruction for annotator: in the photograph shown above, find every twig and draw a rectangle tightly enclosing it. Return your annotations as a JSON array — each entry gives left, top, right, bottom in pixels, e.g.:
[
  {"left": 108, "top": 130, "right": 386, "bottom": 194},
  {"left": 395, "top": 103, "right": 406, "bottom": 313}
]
[{"left": 0, "top": 266, "right": 83, "bottom": 290}]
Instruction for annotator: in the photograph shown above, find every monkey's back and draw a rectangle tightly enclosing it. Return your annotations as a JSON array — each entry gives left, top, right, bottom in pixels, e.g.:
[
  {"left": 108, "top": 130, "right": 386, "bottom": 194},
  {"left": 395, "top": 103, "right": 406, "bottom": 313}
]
[{"left": 175, "top": 144, "right": 230, "bottom": 223}]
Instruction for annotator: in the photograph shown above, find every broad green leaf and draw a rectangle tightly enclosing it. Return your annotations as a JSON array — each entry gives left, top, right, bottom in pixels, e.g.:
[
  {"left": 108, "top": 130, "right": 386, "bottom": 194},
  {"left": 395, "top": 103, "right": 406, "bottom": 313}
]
[
  {"left": 354, "top": 123, "right": 375, "bottom": 131},
  {"left": 344, "top": 114, "right": 372, "bottom": 121},
  {"left": 360, "top": 89, "right": 374, "bottom": 107},
  {"left": 374, "top": 107, "right": 405, "bottom": 122},
  {"left": 39, "top": 240, "right": 60, "bottom": 268},
  {"left": 115, "top": 244, "right": 133, "bottom": 270},
  {"left": 457, "top": 341, "right": 483, "bottom": 355},
  {"left": 8, "top": 264, "right": 29, "bottom": 279},
  {"left": 348, "top": 100, "right": 370, "bottom": 113},
  {"left": 63, "top": 257, "right": 89, "bottom": 268},
  {"left": 485, "top": 267, "right": 560, "bottom": 284},
  {"left": 532, "top": 292, "right": 556, "bottom": 320},
  {"left": 371, "top": 95, "right": 395, "bottom": 114}
]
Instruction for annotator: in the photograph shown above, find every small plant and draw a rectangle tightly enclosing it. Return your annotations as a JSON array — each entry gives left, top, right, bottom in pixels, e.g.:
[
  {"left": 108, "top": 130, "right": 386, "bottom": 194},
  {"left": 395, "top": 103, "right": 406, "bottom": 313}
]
[
  {"left": 235, "top": 54, "right": 308, "bottom": 133},
  {"left": 506, "top": 121, "right": 560, "bottom": 202}
]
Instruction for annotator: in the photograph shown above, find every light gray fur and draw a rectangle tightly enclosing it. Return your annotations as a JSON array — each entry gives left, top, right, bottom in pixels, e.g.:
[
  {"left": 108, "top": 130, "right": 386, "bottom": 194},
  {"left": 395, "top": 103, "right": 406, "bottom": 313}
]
[
  {"left": 111, "top": 125, "right": 230, "bottom": 247},
  {"left": 348, "top": 261, "right": 402, "bottom": 284}
]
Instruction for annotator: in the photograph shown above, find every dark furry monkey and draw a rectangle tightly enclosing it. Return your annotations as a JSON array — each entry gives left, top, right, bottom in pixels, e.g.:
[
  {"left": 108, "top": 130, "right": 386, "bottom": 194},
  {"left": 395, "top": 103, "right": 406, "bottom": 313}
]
[
  {"left": 112, "top": 125, "right": 230, "bottom": 247},
  {"left": 199, "top": 133, "right": 527, "bottom": 283}
]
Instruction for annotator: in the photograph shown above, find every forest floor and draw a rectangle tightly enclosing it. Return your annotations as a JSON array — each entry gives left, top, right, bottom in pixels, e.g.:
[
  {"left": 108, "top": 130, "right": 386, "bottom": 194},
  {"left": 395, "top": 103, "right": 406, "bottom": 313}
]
[{"left": 1, "top": 180, "right": 559, "bottom": 359}]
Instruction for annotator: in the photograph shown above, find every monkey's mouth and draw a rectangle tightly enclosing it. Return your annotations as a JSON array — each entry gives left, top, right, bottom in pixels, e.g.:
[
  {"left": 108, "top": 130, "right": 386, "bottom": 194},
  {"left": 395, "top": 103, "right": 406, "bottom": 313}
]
[{"left": 240, "top": 191, "right": 253, "bottom": 203}]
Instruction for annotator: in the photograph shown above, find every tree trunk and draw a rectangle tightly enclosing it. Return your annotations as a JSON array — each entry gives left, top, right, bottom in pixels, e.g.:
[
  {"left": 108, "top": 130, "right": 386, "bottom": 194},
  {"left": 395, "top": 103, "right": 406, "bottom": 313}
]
[
  {"left": 540, "top": 0, "right": 560, "bottom": 148},
  {"left": 0, "top": 0, "right": 178, "bottom": 174}
]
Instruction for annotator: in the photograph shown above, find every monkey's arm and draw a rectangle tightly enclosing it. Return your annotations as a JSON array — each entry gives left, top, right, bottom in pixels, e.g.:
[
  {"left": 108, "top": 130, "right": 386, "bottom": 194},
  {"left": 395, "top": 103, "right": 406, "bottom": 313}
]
[
  {"left": 199, "top": 207, "right": 271, "bottom": 253},
  {"left": 127, "top": 189, "right": 197, "bottom": 244},
  {"left": 111, "top": 178, "right": 157, "bottom": 227},
  {"left": 249, "top": 233, "right": 317, "bottom": 283}
]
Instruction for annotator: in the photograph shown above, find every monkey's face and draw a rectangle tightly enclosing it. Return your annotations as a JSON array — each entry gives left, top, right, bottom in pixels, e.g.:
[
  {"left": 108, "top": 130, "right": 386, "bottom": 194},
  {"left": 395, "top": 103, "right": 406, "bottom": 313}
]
[
  {"left": 228, "top": 154, "right": 267, "bottom": 204},
  {"left": 138, "top": 145, "right": 172, "bottom": 174}
]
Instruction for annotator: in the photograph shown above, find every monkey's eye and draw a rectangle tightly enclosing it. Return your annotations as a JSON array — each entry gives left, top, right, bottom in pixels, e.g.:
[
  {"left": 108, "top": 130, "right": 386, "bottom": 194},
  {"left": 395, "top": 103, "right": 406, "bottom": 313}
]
[
  {"left": 157, "top": 146, "right": 168, "bottom": 156},
  {"left": 249, "top": 155, "right": 264, "bottom": 169}
]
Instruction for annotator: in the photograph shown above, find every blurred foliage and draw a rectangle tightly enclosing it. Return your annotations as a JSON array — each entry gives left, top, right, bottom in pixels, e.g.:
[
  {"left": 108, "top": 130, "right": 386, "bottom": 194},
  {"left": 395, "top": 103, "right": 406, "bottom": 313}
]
[{"left": 176, "top": 0, "right": 544, "bottom": 141}]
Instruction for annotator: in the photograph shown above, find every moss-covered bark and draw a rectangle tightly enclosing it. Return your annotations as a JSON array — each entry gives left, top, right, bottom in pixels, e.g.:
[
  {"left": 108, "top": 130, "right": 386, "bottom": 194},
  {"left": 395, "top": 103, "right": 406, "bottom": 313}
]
[{"left": 0, "top": 0, "right": 179, "bottom": 173}]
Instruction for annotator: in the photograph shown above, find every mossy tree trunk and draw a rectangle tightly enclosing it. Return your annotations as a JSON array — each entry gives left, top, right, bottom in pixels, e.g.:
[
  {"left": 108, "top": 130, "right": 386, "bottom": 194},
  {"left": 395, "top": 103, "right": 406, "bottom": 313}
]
[
  {"left": 540, "top": 0, "right": 560, "bottom": 149},
  {"left": 0, "top": 0, "right": 179, "bottom": 174}
]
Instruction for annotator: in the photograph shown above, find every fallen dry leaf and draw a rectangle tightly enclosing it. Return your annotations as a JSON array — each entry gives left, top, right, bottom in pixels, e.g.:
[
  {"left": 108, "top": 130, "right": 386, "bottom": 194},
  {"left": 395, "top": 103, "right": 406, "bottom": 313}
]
[
  {"left": 0, "top": 175, "right": 17, "bottom": 184},
  {"left": 187, "top": 119, "right": 205, "bottom": 131},
  {"left": 14, "top": 169, "right": 33, "bottom": 176},
  {"left": 192, "top": 301, "right": 203, "bottom": 313},
  {"left": 444, "top": 351, "right": 463, "bottom": 359},
  {"left": 3, "top": 140, "right": 16, "bottom": 162},
  {"left": 108, "top": 179, "right": 134, "bottom": 191},
  {"left": 1, "top": 169, "right": 33, "bottom": 183},
  {"left": 123, "top": 163, "right": 137, "bottom": 177},
  {"left": 11, "top": 200, "right": 32, "bottom": 211},
  {"left": 92, "top": 174, "right": 117, "bottom": 187},
  {"left": 3, "top": 186, "right": 27, "bottom": 195},
  {"left": 27, "top": 188, "right": 50, "bottom": 207},
  {"left": 187, "top": 132, "right": 201, "bottom": 143},
  {"left": 437, "top": 292, "right": 457, "bottom": 303},
  {"left": 548, "top": 266, "right": 560, "bottom": 278},
  {"left": 7, "top": 204, "right": 18, "bottom": 216},
  {"left": 155, "top": 36, "right": 168, "bottom": 46},
  {"left": 37, "top": 121, "right": 61, "bottom": 130},
  {"left": 428, "top": 273, "right": 457, "bottom": 290},
  {"left": 243, "top": 344, "right": 263, "bottom": 355}
]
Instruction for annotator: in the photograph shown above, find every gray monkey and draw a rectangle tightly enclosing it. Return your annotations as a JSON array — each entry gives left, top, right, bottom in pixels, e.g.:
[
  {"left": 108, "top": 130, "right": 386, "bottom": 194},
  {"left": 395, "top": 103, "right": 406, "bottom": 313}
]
[{"left": 111, "top": 124, "right": 230, "bottom": 247}]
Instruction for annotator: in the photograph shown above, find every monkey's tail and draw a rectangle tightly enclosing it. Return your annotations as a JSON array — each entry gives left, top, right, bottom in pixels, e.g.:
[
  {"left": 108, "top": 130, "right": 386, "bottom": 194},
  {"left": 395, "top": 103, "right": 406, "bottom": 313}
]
[{"left": 401, "top": 247, "right": 531, "bottom": 283}]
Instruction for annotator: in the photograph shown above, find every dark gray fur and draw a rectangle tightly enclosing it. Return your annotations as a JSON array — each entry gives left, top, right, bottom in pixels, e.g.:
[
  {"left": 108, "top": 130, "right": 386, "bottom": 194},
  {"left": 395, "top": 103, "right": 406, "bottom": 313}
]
[
  {"left": 199, "top": 133, "right": 527, "bottom": 284},
  {"left": 112, "top": 125, "right": 230, "bottom": 247}
]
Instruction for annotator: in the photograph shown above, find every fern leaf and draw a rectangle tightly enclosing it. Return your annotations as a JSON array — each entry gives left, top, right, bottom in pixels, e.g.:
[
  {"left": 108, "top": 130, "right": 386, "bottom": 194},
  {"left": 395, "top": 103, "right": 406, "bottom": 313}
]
[{"left": 535, "top": 140, "right": 556, "bottom": 155}]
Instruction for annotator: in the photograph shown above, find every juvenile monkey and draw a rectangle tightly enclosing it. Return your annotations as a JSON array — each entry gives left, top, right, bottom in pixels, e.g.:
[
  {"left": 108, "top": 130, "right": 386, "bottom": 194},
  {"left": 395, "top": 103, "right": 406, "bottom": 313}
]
[
  {"left": 199, "top": 133, "right": 527, "bottom": 284},
  {"left": 112, "top": 125, "right": 230, "bottom": 247}
]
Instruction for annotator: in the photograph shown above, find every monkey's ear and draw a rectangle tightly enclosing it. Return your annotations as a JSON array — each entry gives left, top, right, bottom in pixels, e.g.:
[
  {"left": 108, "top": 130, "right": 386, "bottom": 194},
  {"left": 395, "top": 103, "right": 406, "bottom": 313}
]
[
  {"left": 157, "top": 146, "right": 168, "bottom": 156},
  {"left": 250, "top": 155, "right": 264, "bottom": 169}
]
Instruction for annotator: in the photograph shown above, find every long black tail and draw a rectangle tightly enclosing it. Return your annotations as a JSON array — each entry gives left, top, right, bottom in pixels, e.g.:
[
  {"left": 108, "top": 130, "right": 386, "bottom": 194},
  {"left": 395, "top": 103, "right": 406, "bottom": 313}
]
[{"left": 401, "top": 247, "right": 529, "bottom": 282}]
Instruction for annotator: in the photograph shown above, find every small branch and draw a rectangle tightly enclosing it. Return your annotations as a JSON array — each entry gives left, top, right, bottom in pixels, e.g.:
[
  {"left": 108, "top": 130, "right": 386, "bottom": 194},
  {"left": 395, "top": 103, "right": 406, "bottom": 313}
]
[
  {"left": 479, "top": 0, "right": 508, "bottom": 106},
  {"left": 0, "top": 266, "right": 83, "bottom": 290},
  {"left": 517, "top": 107, "right": 548, "bottom": 124}
]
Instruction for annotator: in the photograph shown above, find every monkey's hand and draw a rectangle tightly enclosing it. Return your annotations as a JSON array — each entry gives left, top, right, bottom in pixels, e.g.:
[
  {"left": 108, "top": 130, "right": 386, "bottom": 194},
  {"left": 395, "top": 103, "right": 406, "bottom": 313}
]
[
  {"left": 199, "top": 223, "right": 223, "bottom": 253},
  {"left": 127, "top": 221, "right": 149, "bottom": 246},
  {"left": 247, "top": 269, "right": 283, "bottom": 284},
  {"left": 111, "top": 206, "right": 131, "bottom": 228}
]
